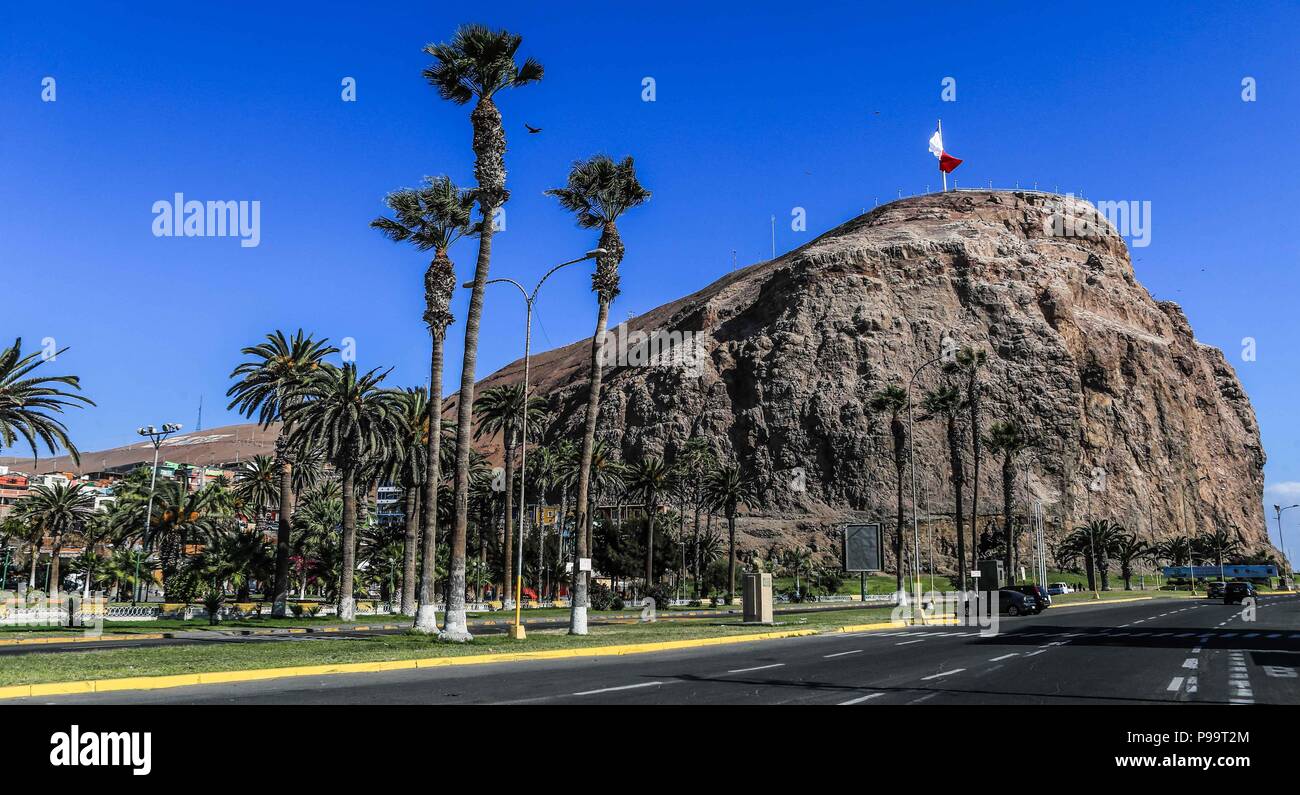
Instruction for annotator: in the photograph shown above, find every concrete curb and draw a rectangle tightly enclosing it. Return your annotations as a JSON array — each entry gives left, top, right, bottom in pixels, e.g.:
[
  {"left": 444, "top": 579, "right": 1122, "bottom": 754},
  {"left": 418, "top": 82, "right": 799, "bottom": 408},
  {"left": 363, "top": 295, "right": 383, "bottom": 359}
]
[
  {"left": 0, "top": 632, "right": 166, "bottom": 647},
  {"left": 0, "top": 627, "right": 825, "bottom": 700}
]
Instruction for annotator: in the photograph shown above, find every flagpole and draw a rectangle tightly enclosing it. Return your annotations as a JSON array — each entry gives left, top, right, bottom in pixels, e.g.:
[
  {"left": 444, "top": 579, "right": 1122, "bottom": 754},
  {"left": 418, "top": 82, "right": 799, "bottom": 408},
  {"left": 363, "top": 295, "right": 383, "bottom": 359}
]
[{"left": 938, "top": 119, "right": 947, "bottom": 192}]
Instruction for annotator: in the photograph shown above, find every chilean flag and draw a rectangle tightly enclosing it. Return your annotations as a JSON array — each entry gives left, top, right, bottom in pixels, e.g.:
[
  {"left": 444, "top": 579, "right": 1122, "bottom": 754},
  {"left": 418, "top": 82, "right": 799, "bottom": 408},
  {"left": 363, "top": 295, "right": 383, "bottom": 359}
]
[{"left": 928, "top": 127, "right": 963, "bottom": 173}]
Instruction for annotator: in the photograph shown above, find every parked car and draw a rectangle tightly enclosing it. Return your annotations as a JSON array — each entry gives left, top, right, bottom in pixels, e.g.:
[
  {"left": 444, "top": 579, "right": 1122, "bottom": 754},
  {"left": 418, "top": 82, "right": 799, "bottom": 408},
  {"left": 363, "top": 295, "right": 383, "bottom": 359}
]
[
  {"left": 1206, "top": 581, "right": 1228, "bottom": 599},
  {"left": 1003, "top": 584, "right": 1051, "bottom": 612},
  {"left": 998, "top": 587, "right": 1038, "bottom": 616},
  {"left": 1224, "top": 582, "right": 1257, "bottom": 605},
  {"left": 1047, "top": 582, "right": 1073, "bottom": 595}
]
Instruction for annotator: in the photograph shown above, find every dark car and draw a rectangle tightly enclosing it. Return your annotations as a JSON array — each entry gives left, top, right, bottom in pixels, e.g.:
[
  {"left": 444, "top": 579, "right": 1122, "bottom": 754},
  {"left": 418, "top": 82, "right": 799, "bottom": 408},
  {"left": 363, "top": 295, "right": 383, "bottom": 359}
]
[
  {"left": 1002, "top": 584, "right": 1051, "bottom": 612},
  {"left": 998, "top": 588, "right": 1038, "bottom": 616},
  {"left": 1224, "top": 582, "right": 1257, "bottom": 605},
  {"left": 1206, "top": 581, "right": 1228, "bottom": 599}
]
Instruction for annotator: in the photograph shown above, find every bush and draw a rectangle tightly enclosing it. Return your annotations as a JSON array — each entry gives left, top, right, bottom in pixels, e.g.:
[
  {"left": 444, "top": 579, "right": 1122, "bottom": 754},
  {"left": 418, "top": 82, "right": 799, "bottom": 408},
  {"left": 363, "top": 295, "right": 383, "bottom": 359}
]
[
  {"left": 644, "top": 583, "right": 674, "bottom": 611},
  {"left": 587, "top": 581, "right": 617, "bottom": 611},
  {"left": 202, "top": 589, "right": 225, "bottom": 626}
]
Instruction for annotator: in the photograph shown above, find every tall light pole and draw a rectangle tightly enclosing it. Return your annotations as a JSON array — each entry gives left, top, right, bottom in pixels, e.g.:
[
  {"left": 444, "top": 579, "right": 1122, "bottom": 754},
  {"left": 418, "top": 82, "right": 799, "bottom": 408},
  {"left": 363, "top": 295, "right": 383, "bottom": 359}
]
[
  {"left": 136, "top": 423, "right": 182, "bottom": 603},
  {"left": 1274, "top": 504, "right": 1298, "bottom": 586},
  {"left": 1178, "top": 473, "right": 1209, "bottom": 593},
  {"left": 907, "top": 352, "right": 946, "bottom": 620},
  {"left": 470, "top": 248, "right": 604, "bottom": 639}
]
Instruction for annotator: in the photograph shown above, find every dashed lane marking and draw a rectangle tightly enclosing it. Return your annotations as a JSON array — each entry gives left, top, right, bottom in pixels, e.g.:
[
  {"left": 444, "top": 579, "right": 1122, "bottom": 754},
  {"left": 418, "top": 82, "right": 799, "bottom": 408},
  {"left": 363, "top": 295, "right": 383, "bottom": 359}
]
[
  {"left": 1167, "top": 677, "right": 1185, "bottom": 692},
  {"left": 839, "top": 692, "right": 885, "bottom": 705},
  {"left": 990, "top": 653, "right": 1019, "bottom": 662},
  {"left": 920, "top": 669, "right": 965, "bottom": 681},
  {"left": 572, "top": 681, "right": 664, "bottom": 696},
  {"left": 823, "top": 650, "right": 863, "bottom": 658},
  {"left": 726, "top": 663, "right": 785, "bottom": 674}
]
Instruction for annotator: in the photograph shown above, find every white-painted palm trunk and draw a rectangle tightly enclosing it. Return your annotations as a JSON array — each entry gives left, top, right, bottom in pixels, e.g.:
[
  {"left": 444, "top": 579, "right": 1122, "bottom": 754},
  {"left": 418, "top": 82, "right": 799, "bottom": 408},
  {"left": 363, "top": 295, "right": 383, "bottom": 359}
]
[
  {"left": 339, "top": 595, "right": 355, "bottom": 622},
  {"left": 413, "top": 603, "right": 439, "bottom": 634}
]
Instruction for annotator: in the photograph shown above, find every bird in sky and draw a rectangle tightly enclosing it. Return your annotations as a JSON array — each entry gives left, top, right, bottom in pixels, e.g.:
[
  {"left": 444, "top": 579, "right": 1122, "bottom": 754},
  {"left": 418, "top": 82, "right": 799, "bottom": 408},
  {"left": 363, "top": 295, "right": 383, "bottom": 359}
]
[{"left": 524, "top": 123, "right": 542, "bottom": 134}]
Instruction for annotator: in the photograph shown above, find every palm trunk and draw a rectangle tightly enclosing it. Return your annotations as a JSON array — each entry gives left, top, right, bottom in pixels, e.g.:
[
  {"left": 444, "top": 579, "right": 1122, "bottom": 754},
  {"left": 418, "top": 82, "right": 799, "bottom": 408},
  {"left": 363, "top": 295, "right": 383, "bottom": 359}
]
[
  {"left": 726, "top": 510, "right": 737, "bottom": 604},
  {"left": 968, "top": 369, "right": 981, "bottom": 592},
  {"left": 48, "top": 535, "right": 62, "bottom": 594},
  {"left": 399, "top": 487, "right": 419, "bottom": 615},
  {"left": 338, "top": 467, "right": 358, "bottom": 621},
  {"left": 570, "top": 297, "right": 610, "bottom": 635},
  {"left": 29, "top": 538, "right": 39, "bottom": 588},
  {"left": 271, "top": 429, "right": 294, "bottom": 617},
  {"left": 1002, "top": 456, "right": 1015, "bottom": 583},
  {"left": 892, "top": 417, "right": 906, "bottom": 594},
  {"left": 948, "top": 415, "right": 966, "bottom": 593},
  {"left": 502, "top": 437, "right": 515, "bottom": 604},
  {"left": 644, "top": 492, "right": 656, "bottom": 586}
]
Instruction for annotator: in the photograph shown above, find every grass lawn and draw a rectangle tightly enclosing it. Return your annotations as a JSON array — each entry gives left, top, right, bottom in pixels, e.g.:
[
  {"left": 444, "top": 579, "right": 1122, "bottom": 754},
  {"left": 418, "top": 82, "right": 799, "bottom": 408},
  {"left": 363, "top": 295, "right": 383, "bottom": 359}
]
[{"left": 0, "top": 606, "right": 899, "bottom": 687}]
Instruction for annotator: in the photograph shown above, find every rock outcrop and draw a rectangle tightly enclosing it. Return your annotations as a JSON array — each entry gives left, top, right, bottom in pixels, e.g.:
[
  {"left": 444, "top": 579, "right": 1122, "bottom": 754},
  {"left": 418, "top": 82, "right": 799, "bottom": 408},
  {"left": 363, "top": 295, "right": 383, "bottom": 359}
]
[{"left": 476, "top": 191, "right": 1269, "bottom": 568}]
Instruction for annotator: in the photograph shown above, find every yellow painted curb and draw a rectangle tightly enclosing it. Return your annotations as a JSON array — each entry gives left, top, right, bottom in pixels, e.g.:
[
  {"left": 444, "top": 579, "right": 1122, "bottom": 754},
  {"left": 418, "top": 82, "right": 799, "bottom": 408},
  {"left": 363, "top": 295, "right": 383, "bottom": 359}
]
[
  {"left": 0, "top": 627, "right": 820, "bottom": 700},
  {"left": 0, "top": 632, "right": 165, "bottom": 647},
  {"left": 836, "top": 620, "right": 907, "bottom": 633}
]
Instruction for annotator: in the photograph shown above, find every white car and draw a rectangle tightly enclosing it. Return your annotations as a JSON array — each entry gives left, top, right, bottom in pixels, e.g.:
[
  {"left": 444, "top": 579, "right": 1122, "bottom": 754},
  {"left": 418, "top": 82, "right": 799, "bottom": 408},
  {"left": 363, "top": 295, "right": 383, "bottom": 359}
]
[{"left": 1047, "top": 582, "right": 1073, "bottom": 595}]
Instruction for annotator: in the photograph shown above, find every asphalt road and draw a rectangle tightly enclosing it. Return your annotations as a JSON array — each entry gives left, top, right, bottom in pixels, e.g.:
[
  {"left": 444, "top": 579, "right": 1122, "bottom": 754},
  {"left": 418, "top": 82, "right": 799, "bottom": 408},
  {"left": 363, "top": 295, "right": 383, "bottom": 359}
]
[{"left": 12, "top": 594, "right": 1300, "bottom": 705}]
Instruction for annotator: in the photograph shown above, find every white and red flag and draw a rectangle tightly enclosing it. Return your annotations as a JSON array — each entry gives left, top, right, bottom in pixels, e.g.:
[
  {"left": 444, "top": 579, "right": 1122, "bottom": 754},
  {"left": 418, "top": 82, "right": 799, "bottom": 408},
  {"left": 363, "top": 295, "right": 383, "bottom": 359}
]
[{"left": 928, "top": 124, "right": 963, "bottom": 174}]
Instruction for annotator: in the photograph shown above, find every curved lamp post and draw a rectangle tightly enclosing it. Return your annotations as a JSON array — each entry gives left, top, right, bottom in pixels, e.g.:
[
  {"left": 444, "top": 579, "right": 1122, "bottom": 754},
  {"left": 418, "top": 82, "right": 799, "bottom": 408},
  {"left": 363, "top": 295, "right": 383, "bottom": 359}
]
[
  {"left": 469, "top": 248, "right": 605, "bottom": 637},
  {"left": 135, "top": 423, "right": 182, "bottom": 603}
]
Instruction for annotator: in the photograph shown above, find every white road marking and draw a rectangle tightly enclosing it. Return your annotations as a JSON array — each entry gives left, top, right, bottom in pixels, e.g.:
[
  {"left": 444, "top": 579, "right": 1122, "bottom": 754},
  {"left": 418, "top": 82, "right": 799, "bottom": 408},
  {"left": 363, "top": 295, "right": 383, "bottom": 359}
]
[
  {"left": 1192, "top": 647, "right": 1202, "bottom": 654},
  {"left": 1182, "top": 658, "right": 1199, "bottom": 670},
  {"left": 824, "top": 650, "right": 863, "bottom": 658},
  {"left": 896, "top": 639, "right": 926, "bottom": 646},
  {"left": 920, "top": 669, "right": 965, "bottom": 680},
  {"left": 989, "top": 653, "right": 1019, "bottom": 662},
  {"left": 726, "top": 663, "right": 785, "bottom": 674},
  {"left": 573, "top": 681, "right": 663, "bottom": 696},
  {"left": 839, "top": 692, "right": 884, "bottom": 705},
  {"left": 1024, "top": 650, "right": 1047, "bottom": 657},
  {"left": 1167, "top": 677, "right": 1185, "bottom": 692},
  {"left": 1186, "top": 676, "right": 1198, "bottom": 693}
]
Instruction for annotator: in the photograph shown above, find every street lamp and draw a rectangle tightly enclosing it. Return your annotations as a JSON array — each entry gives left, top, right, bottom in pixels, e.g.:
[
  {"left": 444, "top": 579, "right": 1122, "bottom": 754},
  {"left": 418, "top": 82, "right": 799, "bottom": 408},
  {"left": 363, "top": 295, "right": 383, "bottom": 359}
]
[
  {"left": 467, "top": 248, "right": 605, "bottom": 638},
  {"left": 135, "top": 423, "right": 182, "bottom": 604},
  {"left": 1274, "top": 504, "right": 1298, "bottom": 586},
  {"left": 907, "top": 352, "right": 947, "bottom": 621},
  {"left": 1178, "top": 474, "right": 1209, "bottom": 593}
]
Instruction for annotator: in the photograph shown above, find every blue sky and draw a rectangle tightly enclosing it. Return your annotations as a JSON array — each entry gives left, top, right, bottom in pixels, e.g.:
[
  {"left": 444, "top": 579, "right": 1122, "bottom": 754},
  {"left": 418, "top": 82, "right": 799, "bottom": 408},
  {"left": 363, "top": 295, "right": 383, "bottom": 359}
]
[{"left": 2, "top": 2, "right": 1298, "bottom": 541}]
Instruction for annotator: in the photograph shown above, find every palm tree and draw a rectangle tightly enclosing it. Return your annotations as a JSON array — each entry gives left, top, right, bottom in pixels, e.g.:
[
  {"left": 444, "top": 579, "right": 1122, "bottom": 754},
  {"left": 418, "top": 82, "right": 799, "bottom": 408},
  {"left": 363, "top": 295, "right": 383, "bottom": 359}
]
[
  {"left": 226, "top": 330, "right": 338, "bottom": 616},
  {"left": 984, "top": 420, "right": 1029, "bottom": 582},
  {"left": 1197, "top": 526, "right": 1242, "bottom": 579},
  {"left": 920, "top": 384, "right": 967, "bottom": 592},
  {"left": 1068, "top": 519, "right": 1125, "bottom": 591},
  {"left": 113, "top": 480, "right": 228, "bottom": 597},
  {"left": 785, "top": 546, "right": 813, "bottom": 599},
  {"left": 387, "top": 388, "right": 429, "bottom": 616},
  {"left": 0, "top": 338, "right": 94, "bottom": 464},
  {"left": 285, "top": 364, "right": 402, "bottom": 620},
  {"left": 704, "top": 464, "right": 757, "bottom": 604},
  {"left": 627, "top": 456, "right": 670, "bottom": 586},
  {"left": 233, "top": 454, "right": 279, "bottom": 532},
  {"left": 424, "top": 24, "right": 543, "bottom": 641},
  {"left": 19, "top": 482, "right": 96, "bottom": 593},
  {"left": 473, "top": 384, "right": 544, "bottom": 604},
  {"left": 869, "top": 385, "right": 909, "bottom": 593},
  {"left": 1112, "top": 533, "right": 1154, "bottom": 590},
  {"left": 952, "top": 346, "right": 986, "bottom": 581},
  {"left": 1160, "top": 535, "right": 1196, "bottom": 592},
  {"left": 546, "top": 154, "right": 651, "bottom": 634},
  {"left": 370, "top": 175, "right": 476, "bottom": 631},
  {"left": 677, "top": 438, "right": 716, "bottom": 597}
]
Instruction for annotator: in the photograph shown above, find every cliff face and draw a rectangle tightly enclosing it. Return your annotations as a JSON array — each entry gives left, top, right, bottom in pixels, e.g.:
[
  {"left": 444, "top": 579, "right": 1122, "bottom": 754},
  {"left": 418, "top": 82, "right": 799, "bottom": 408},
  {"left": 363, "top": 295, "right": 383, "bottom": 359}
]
[{"left": 477, "top": 191, "right": 1269, "bottom": 564}]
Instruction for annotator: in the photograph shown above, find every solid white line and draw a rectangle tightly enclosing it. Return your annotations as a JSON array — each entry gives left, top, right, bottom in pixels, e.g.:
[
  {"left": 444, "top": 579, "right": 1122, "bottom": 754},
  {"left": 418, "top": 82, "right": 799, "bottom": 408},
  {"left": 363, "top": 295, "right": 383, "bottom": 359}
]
[
  {"left": 726, "top": 663, "right": 785, "bottom": 674},
  {"left": 572, "top": 681, "right": 663, "bottom": 696},
  {"left": 1167, "top": 677, "right": 1185, "bottom": 692},
  {"left": 824, "top": 649, "right": 863, "bottom": 658},
  {"left": 839, "top": 692, "right": 885, "bottom": 705},
  {"left": 920, "top": 668, "right": 966, "bottom": 680},
  {"left": 989, "top": 653, "right": 1020, "bottom": 661}
]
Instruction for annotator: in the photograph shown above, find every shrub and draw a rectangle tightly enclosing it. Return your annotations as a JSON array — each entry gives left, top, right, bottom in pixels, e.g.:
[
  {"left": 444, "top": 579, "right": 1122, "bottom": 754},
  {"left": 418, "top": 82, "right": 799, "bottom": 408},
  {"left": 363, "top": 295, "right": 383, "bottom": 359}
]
[
  {"left": 644, "top": 583, "right": 674, "bottom": 612},
  {"left": 202, "top": 589, "right": 225, "bottom": 626},
  {"left": 587, "top": 581, "right": 617, "bottom": 611}
]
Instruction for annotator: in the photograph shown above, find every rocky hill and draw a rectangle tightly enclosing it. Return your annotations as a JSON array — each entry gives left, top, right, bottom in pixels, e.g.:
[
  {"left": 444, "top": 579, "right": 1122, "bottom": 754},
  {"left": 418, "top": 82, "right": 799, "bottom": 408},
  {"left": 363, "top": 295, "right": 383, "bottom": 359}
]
[{"left": 475, "top": 190, "right": 1270, "bottom": 569}]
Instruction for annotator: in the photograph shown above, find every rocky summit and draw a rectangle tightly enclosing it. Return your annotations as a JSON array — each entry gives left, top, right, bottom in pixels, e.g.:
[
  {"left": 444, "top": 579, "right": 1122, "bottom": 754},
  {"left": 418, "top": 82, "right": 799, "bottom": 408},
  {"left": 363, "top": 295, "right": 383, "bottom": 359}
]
[{"left": 476, "top": 190, "right": 1268, "bottom": 566}]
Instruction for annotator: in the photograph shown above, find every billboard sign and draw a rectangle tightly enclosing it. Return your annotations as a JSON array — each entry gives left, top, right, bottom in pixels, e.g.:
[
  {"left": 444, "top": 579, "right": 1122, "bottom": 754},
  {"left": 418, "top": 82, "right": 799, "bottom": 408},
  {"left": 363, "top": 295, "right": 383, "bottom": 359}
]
[{"left": 843, "top": 523, "right": 883, "bottom": 572}]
